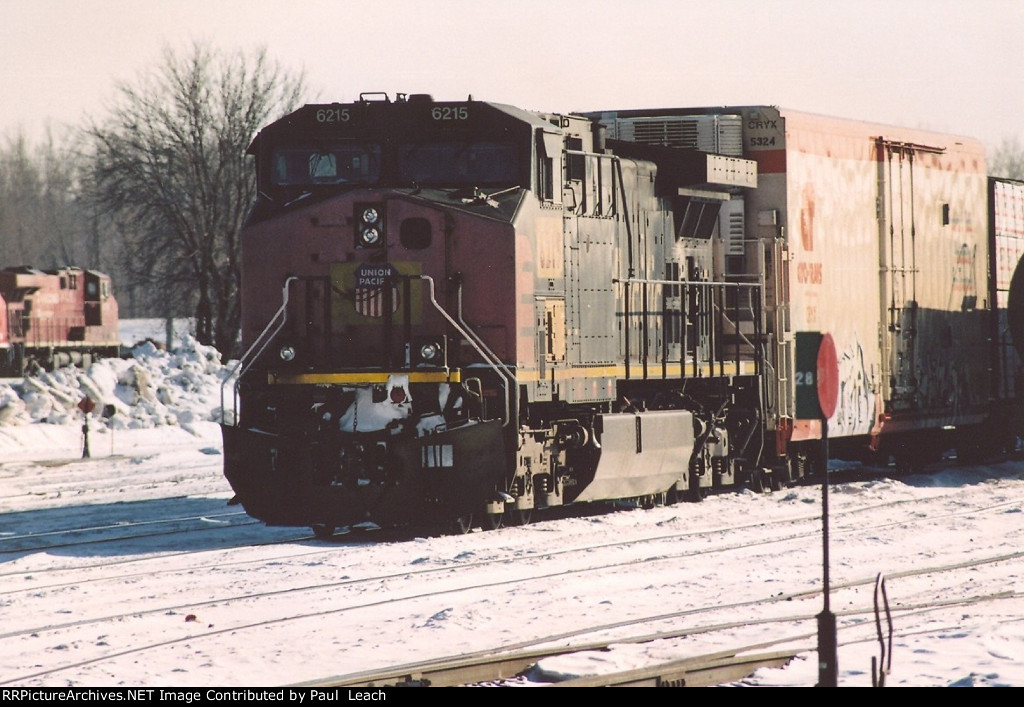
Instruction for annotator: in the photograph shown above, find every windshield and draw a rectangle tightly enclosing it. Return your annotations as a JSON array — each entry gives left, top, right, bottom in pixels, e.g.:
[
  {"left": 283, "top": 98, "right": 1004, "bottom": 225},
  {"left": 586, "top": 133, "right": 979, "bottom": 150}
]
[
  {"left": 397, "top": 141, "right": 518, "bottom": 186},
  {"left": 271, "top": 144, "right": 381, "bottom": 186}
]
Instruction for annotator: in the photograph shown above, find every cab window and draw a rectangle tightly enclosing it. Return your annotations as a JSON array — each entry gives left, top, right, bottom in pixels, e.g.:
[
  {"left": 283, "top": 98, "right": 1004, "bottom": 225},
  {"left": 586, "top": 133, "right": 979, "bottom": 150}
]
[
  {"left": 272, "top": 144, "right": 382, "bottom": 186},
  {"left": 397, "top": 141, "right": 519, "bottom": 186}
]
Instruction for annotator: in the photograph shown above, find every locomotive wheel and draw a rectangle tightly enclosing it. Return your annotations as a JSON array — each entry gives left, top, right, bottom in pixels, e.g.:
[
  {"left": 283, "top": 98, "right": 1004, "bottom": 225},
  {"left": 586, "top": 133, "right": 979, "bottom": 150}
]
[
  {"left": 686, "top": 484, "right": 708, "bottom": 503},
  {"left": 508, "top": 508, "right": 533, "bottom": 526},
  {"left": 311, "top": 524, "right": 335, "bottom": 539},
  {"left": 749, "top": 469, "right": 768, "bottom": 494},
  {"left": 770, "top": 472, "right": 788, "bottom": 492},
  {"left": 482, "top": 511, "right": 504, "bottom": 531},
  {"left": 892, "top": 454, "right": 920, "bottom": 475},
  {"left": 451, "top": 515, "right": 474, "bottom": 535}
]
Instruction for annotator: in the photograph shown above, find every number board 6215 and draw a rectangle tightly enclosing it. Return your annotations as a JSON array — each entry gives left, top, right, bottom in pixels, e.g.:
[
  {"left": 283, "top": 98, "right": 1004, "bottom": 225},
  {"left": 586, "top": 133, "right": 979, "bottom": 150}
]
[
  {"left": 431, "top": 106, "right": 468, "bottom": 121},
  {"left": 315, "top": 108, "right": 350, "bottom": 123}
]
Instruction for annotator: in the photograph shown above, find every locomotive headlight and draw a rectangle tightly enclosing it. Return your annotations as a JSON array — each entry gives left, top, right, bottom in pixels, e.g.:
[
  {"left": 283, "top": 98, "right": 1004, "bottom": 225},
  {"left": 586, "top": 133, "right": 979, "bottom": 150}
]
[
  {"left": 360, "top": 226, "right": 381, "bottom": 247},
  {"left": 279, "top": 344, "right": 296, "bottom": 362},
  {"left": 361, "top": 207, "right": 380, "bottom": 225},
  {"left": 419, "top": 342, "right": 439, "bottom": 361},
  {"left": 415, "top": 337, "right": 445, "bottom": 365}
]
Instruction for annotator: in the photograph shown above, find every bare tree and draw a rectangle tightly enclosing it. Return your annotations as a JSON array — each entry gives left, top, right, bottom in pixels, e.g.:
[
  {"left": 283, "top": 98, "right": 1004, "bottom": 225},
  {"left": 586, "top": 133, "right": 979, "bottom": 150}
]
[
  {"left": 83, "top": 44, "right": 305, "bottom": 355},
  {"left": 990, "top": 136, "right": 1024, "bottom": 180},
  {"left": 0, "top": 134, "right": 42, "bottom": 265},
  {"left": 0, "top": 130, "right": 89, "bottom": 268}
]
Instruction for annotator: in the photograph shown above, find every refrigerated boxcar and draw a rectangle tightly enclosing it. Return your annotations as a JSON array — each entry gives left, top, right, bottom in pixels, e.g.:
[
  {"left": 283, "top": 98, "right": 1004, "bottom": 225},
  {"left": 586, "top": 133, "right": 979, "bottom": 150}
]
[{"left": 593, "top": 106, "right": 1010, "bottom": 468}]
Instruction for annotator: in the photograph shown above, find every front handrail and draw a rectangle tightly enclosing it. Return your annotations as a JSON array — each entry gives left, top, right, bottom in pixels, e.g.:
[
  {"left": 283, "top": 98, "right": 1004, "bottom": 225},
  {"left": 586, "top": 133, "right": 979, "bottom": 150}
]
[
  {"left": 420, "top": 275, "right": 515, "bottom": 427},
  {"left": 456, "top": 282, "right": 519, "bottom": 428},
  {"left": 220, "top": 276, "right": 298, "bottom": 426}
]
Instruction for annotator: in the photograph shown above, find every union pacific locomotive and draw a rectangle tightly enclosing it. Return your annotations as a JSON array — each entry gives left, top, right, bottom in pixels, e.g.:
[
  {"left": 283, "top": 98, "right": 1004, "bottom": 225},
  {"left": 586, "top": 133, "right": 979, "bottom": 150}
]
[
  {"left": 222, "top": 93, "right": 1024, "bottom": 535},
  {"left": 0, "top": 266, "right": 119, "bottom": 376}
]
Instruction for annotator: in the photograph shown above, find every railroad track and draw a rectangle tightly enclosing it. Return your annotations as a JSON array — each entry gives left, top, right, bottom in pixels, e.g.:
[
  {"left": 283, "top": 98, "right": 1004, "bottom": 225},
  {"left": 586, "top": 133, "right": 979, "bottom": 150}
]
[
  {"left": 0, "top": 509, "right": 256, "bottom": 555},
  {"left": 5, "top": 484, "right": 1018, "bottom": 640},
  {"left": 3, "top": 457, "right": 1022, "bottom": 686},
  {"left": 5, "top": 533, "right": 1020, "bottom": 685},
  {"left": 302, "top": 581, "right": 1021, "bottom": 687}
]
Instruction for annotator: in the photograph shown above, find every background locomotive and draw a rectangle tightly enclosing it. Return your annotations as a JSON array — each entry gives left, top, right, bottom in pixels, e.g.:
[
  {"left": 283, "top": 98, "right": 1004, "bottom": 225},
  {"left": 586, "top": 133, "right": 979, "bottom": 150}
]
[
  {"left": 0, "top": 266, "right": 120, "bottom": 376},
  {"left": 222, "top": 93, "right": 1024, "bottom": 535}
]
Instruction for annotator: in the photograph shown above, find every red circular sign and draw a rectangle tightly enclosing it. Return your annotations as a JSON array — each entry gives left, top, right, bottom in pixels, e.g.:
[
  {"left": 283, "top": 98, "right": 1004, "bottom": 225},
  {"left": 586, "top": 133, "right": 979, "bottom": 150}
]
[{"left": 816, "top": 333, "right": 839, "bottom": 419}]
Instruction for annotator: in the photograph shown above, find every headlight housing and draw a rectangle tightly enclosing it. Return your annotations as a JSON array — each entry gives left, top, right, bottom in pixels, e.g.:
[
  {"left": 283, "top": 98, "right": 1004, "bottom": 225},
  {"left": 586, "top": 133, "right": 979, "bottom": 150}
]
[{"left": 355, "top": 202, "right": 385, "bottom": 248}]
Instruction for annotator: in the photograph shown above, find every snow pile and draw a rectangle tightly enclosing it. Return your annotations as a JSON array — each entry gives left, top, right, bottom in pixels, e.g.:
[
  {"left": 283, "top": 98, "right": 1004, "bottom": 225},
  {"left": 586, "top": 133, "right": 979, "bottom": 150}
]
[{"left": 0, "top": 337, "right": 231, "bottom": 433}]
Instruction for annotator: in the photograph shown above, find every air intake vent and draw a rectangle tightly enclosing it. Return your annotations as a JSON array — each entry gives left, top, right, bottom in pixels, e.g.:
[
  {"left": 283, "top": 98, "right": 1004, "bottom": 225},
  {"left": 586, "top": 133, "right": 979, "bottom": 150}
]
[
  {"left": 721, "top": 199, "right": 746, "bottom": 256},
  {"left": 630, "top": 119, "right": 699, "bottom": 147}
]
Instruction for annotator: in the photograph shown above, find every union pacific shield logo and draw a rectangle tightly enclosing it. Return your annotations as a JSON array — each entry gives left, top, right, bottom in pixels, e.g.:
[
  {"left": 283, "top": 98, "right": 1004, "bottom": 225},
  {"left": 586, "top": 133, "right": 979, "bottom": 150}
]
[
  {"left": 331, "top": 261, "right": 422, "bottom": 326},
  {"left": 353, "top": 263, "right": 400, "bottom": 318}
]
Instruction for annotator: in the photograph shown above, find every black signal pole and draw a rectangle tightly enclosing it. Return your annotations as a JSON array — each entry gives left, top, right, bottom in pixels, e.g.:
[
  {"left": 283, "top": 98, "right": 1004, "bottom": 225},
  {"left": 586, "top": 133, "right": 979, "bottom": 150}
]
[
  {"left": 79, "top": 396, "right": 94, "bottom": 459},
  {"left": 817, "top": 416, "right": 837, "bottom": 687},
  {"left": 796, "top": 332, "right": 840, "bottom": 686},
  {"left": 82, "top": 415, "right": 90, "bottom": 459}
]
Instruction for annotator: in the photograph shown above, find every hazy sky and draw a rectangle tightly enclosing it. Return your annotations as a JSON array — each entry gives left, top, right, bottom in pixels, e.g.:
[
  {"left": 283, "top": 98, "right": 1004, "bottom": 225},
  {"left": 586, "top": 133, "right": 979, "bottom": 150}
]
[{"left": 2, "top": 0, "right": 1022, "bottom": 150}]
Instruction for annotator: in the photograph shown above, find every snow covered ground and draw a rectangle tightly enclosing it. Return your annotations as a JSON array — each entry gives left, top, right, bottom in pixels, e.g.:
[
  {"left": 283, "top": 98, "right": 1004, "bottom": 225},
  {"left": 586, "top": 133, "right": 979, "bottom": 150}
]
[{"left": 0, "top": 323, "right": 1022, "bottom": 687}]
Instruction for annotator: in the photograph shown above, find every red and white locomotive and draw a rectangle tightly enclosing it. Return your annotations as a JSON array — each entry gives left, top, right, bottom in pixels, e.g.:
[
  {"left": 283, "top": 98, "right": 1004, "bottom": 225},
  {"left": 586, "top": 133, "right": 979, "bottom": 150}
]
[
  {"left": 222, "top": 93, "right": 1024, "bottom": 535},
  {"left": 0, "top": 266, "right": 120, "bottom": 376}
]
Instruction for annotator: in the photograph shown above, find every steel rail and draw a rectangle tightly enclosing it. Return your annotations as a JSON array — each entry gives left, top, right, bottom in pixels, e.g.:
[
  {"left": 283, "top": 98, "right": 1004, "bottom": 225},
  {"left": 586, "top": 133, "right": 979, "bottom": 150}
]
[
  {"left": 297, "top": 645, "right": 797, "bottom": 688},
  {"left": 551, "top": 650, "right": 797, "bottom": 687}
]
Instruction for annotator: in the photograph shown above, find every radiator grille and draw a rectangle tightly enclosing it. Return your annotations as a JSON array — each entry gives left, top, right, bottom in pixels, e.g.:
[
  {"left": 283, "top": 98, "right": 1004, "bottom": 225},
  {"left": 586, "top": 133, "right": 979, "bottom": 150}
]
[{"left": 610, "top": 115, "right": 743, "bottom": 156}]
